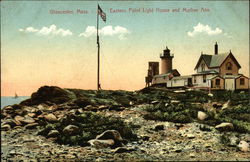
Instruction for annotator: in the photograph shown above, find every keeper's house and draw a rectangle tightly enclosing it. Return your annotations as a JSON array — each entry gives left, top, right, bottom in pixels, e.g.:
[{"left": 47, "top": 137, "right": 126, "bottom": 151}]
[{"left": 193, "top": 42, "right": 249, "bottom": 90}]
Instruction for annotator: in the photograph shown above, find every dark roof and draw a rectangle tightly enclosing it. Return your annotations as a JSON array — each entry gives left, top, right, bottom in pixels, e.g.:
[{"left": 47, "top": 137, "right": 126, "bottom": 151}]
[
  {"left": 201, "top": 54, "right": 212, "bottom": 66},
  {"left": 210, "top": 53, "right": 229, "bottom": 67},
  {"left": 192, "top": 70, "right": 218, "bottom": 76},
  {"left": 171, "top": 75, "right": 192, "bottom": 80},
  {"left": 194, "top": 52, "right": 241, "bottom": 69},
  {"left": 153, "top": 69, "right": 180, "bottom": 78}
]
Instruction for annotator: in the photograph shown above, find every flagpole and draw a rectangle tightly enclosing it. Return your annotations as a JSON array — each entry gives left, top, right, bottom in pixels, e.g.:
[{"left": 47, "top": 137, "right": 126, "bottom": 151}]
[{"left": 97, "top": 5, "right": 101, "bottom": 91}]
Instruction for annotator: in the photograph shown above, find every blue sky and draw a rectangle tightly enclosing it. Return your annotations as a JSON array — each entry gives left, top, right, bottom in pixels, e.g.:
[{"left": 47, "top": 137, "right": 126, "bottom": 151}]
[{"left": 1, "top": 1, "right": 249, "bottom": 95}]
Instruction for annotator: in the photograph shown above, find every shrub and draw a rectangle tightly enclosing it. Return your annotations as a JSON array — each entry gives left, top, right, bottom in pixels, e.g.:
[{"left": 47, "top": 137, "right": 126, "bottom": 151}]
[
  {"left": 38, "top": 112, "right": 137, "bottom": 146},
  {"left": 220, "top": 133, "right": 231, "bottom": 145}
]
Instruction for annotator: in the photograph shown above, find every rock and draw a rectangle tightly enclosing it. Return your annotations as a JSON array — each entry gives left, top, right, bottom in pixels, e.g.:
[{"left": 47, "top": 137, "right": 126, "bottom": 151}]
[
  {"left": 84, "top": 105, "right": 97, "bottom": 111},
  {"left": 208, "top": 93, "right": 213, "bottom": 97},
  {"left": 98, "top": 105, "right": 109, "bottom": 110},
  {"left": 187, "top": 134, "right": 195, "bottom": 139},
  {"left": 21, "top": 116, "right": 36, "bottom": 124},
  {"left": 27, "top": 113, "right": 36, "bottom": 118},
  {"left": 222, "top": 100, "right": 230, "bottom": 110},
  {"left": 47, "top": 130, "right": 60, "bottom": 138},
  {"left": 174, "top": 90, "right": 185, "bottom": 93},
  {"left": 151, "top": 101, "right": 159, "bottom": 105},
  {"left": 37, "top": 104, "right": 47, "bottom": 111},
  {"left": 154, "top": 125, "right": 165, "bottom": 131},
  {"left": 199, "top": 125, "right": 212, "bottom": 132},
  {"left": 215, "top": 123, "right": 234, "bottom": 131},
  {"left": 238, "top": 141, "right": 249, "bottom": 152},
  {"left": 14, "top": 115, "right": 25, "bottom": 122},
  {"left": 74, "top": 97, "right": 93, "bottom": 108},
  {"left": 37, "top": 114, "right": 45, "bottom": 120},
  {"left": 228, "top": 136, "right": 239, "bottom": 147},
  {"left": 44, "top": 113, "right": 58, "bottom": 123},
  {"left": 25, "top": 123, "right": 39, "bottom": 129},
  {"left": 63, "top": 125, "right": 79, "bottom": 135},
  {"left": 2, "top": 119, "right": 17, "bottom": 127},
  {"left": 96, "top": 130, "right": 123, "bottom": 142},
  {"left": 3, "top": 106, "right": 13, "bottom": 110},
  {"left": 204, "top": 143, "right": 212, "bottom": 148},
  {"left": 1, "top": 124, "right": 11, "bottom": 131},
  {"left": 197, "top": 111, "right": 208, "bottom": 121},
  {"left": 174, "top": 148, "right": 182, "bottom": 153},
  {"left": 23, "top": 86, "right": 73, "bottom": 105},
  {"left": 213, "top": 102, "right": 223, "bottom": 109},
  {"left": 189, "top": 153, "right": 195, "bottom": 158},
  {"left": 129, "top": 101, "right": 133, "bottom": 106},
  {"left": 88, "top": 139, "right": 115, "bottom": 148},
  {"left": 171, "top": 100, "right": 180, "bottom": 104},
  {"left": 113, "top": 147, "right": 134, "bottom": 153}
]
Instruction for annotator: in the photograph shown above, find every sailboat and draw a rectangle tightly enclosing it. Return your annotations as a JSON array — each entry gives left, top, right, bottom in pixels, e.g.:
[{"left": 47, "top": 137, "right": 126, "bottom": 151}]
[{"left": 13, "top": 93, "right": 18, "bottom": 99}]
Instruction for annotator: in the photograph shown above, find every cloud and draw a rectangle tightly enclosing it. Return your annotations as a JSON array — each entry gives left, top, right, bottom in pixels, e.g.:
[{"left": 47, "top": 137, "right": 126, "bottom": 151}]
[
  {"left": 79, "top": 25, "right": 130, "bottom": 40},
  {"left": 19, "top": 24, "right": 73, "bottom": 37},
  {"left": 187, "top": 23, "right": 223, "bottom": 37}
]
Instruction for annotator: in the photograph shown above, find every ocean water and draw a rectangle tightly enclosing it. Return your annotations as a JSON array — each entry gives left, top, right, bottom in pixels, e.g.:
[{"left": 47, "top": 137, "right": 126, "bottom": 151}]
[{"left": 1, "top": 96, "right": 30, "bottom": 109}]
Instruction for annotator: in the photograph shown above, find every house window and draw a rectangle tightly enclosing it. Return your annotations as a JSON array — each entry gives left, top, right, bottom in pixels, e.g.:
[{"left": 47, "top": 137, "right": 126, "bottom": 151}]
[
  {"left": 226, "top": 62, "right": 232, "bottom": 70},
  {"left": 194, "top": 76, "right": 196, "bottom": 83},
  {"left": 203, "top": 75, "right": 206, "bottom": 83},
  {"left": 240, "top": 78, "right": 245, "bottom": 85},
  {"left": 201, "top": 63, "right": 205, "bottom": 71},
  {"left": 215, "top": 79, "right": 220, "bottom": 85}
]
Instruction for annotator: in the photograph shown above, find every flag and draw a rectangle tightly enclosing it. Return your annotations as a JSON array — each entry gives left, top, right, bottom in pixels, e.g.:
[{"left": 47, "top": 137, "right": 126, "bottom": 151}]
[{"left": 98, "top": 5, "right": 106, "bottom": 22}]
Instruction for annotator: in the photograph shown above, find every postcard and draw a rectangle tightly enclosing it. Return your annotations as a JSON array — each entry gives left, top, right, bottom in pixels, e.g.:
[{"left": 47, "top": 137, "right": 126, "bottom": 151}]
[{"left": 1, "top": 0, "right": 249, "bottom": 161}]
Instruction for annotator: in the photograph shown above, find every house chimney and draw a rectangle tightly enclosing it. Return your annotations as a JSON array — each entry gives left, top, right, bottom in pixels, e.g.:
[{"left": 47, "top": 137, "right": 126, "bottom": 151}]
[{"left": 215, "top": 42, "right": 218, "bottom": 55}]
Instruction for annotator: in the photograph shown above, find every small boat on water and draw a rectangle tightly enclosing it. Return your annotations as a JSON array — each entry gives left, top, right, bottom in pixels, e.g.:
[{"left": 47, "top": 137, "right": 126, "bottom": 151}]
[{"left": 13, "top": 93, "right": 18, "bottom": 99}]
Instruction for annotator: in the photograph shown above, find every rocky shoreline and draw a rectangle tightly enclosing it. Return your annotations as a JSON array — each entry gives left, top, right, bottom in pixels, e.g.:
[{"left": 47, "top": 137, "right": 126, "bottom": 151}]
[{"left": 1, "top": 86, "right": 250, "bottom": 161}]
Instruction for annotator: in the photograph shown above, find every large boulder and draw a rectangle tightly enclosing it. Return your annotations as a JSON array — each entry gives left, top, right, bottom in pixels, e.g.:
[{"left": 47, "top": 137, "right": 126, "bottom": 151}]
[
  {"left": 63, "top": 125, "right": 79, "bottom": 135},
  {"left": 96, "top": 130, "right": 123, "bottom": 141},
  {"left": 238, "top": 141, "right": 249, "bottom": 152},
  {"left": 215, "top": 123, "right": 234, "bottom": 131},
  {"left": 89, "top": 130, "right": 125, "bottom": 148},
  {"left": 47, "top": 130, "right": 60, "bottom": 138},
  {"left": 21, "top": 86, "right": 74, "bottom": 105}
]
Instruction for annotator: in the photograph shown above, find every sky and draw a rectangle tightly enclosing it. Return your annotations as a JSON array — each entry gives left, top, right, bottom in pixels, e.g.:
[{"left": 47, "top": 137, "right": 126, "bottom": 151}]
[{"left": 1, "top": 1, "right": 249, "bottom": 96}]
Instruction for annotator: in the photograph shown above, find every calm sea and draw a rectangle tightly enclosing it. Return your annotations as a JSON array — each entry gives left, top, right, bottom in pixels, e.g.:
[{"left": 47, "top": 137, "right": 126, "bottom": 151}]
[{"left": 1, "top": 96, "right": 30, "bottom": 109}]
